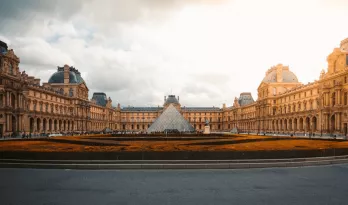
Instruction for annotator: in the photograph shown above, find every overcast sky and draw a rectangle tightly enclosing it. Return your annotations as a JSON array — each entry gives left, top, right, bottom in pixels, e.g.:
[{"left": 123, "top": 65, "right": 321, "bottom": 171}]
[{"left": 1, "top": 0, "right": 348, "bottom": 107}]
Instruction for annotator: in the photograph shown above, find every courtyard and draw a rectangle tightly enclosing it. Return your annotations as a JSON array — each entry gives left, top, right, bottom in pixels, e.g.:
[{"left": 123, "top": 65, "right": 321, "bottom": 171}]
[{"left": 1, "top": 134, "right": 348, "bottom": 153}]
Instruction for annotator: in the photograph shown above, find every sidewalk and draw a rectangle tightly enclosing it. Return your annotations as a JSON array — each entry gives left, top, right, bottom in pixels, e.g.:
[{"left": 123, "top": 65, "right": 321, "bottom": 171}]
[
  {"left": 238, "top": 132, "right": 346, "bottom": 140},
  {"left": 0, "top": 135, "right": 49, "bottom": 141}
]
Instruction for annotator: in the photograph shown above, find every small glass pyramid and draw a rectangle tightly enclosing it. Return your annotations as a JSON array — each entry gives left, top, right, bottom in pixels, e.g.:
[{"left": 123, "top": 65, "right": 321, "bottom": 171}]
[{"left": 147, "top": 104, "right": 195, "bottom": 133}]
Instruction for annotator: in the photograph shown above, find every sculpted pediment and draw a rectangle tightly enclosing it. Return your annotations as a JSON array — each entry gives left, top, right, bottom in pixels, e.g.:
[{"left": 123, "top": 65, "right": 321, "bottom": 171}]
[
  {"left": 5, "top": 49, "right": 20, "bottom": 61},
  {"left": 78, "top": 82, "right": 89, "bottom": 91},
  {"left": 257, "top": 82, "right": 269, "bottom": 90}
]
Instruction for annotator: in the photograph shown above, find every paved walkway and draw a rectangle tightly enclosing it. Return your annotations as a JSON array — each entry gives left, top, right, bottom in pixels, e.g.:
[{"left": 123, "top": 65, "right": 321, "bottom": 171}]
[
  {"left": 238, "top": 132, "right": 347, "bottom": 140},
  {"left": 1, "top": 164, "right": 348, "bottom": 205}
]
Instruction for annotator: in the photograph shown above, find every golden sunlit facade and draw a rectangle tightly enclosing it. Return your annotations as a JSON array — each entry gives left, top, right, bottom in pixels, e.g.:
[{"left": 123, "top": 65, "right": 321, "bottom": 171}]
[
  {"left": 228, "top": 38, "right": 348, "bottom": 137},
  {"left": 1, "top": 38, "right": 348, "bottom": 137}
]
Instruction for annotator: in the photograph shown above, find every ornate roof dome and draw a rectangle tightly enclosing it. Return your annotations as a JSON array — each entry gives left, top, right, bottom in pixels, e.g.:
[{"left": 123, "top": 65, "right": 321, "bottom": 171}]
[
  {"left": 262, "top": 64, "right": 298, "bottom": 83},
  {"left": 0, "top": 40, "right": 8, "bottom": 54},
  {"left": 48, "top": 66, "right": 85, "bottom": 84}
]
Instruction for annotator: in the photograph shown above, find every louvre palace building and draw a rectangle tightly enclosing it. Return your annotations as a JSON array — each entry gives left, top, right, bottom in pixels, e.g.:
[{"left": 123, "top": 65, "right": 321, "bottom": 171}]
[{"left": 1, "top": 38, "right": 348, "bottom": 137}]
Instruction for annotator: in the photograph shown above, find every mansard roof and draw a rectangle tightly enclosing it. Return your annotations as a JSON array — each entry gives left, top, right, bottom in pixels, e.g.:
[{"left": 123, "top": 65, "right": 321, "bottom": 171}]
[
  {"left": 181, "top": 107, "right": 221, "bottom": 111},
  {"left": 92, "top": 92, "right": 107, "bottom": 107},
  {"left": 121, "top": 107, "right": 163, "bottom": 112}
]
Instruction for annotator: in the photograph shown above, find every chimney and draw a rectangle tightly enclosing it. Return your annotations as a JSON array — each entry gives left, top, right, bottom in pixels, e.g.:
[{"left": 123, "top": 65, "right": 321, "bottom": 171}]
[
  {"left": 178, "top": 96, "right": 179, "bottom": 102},
  {"left": 276, "top": 64, "right": 283, "bottom": 83},
  {"left": 64, "top": 64, "right": 70, "bottom": 84},
  {"left": 164, "top": 96, "right": 167, "bottom": 102}
]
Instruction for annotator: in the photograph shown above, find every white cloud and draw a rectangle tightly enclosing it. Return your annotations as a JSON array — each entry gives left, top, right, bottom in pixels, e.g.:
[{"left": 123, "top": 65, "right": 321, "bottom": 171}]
[{"left": 1, "top": 0, "right": 348, "bottom": 107}]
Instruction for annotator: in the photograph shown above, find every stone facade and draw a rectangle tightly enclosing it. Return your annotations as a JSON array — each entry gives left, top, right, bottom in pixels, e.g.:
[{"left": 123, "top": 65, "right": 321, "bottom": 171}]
[
  {"left": 0, "top": 42, "right": 120, "bottom": 136},
  {"left": 1, "top": 38, "right": 348, "bottom": 137},
  {"left": 228, "top": 38, "right": 348, "bottom": 137}
]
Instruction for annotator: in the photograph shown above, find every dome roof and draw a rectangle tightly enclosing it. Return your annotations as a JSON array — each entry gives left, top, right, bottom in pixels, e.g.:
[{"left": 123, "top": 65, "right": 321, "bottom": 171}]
[
  {"left": 0, "top": 40, "right": 8, "bottom": 54},
  {"left": 164, "top": 95, "right": 179, "bottom": 106},
  {"left": 48, "top": 66, "right": 85, "bottom": 84},
  {"left": 262, "top": 69, "right": 298, "bottom": 83}
]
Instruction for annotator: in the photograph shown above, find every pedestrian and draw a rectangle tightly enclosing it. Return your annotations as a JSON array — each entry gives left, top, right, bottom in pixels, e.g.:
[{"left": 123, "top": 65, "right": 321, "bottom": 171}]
[
  {"left": 22, "top": 132, "right": 25, "bottom": 139},
  {"left": 29, "top": 133, "right": 32, "bottom": 138}
]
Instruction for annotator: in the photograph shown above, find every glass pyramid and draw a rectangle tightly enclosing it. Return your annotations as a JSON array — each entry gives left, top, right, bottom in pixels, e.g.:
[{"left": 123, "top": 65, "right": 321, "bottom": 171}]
[{"left": 147, "top": 104, "right": 195, "bottom": 133}]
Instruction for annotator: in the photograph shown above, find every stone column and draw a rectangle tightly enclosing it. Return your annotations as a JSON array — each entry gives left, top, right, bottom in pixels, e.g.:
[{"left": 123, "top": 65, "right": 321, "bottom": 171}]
[
  {"left": 6, "top": 114, "right": 9, "bottom": 131},
  {"left": 6, "top": 92, "right": 9, "bottom": 106},
  {"left": 33, "top": 119, "right": 37, "bottom": 133},
  {"left": 17, "top": 115, "right": 21, "bottom": 131},
  {"left": 338, "top": 90, "right": 341, "bottom": 105}
]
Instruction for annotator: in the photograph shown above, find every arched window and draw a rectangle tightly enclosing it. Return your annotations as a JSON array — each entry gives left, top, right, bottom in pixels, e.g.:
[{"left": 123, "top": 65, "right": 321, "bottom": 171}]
[
  {"left": 332, "top": 92, "right": 336, "bottom": 106},
  {"left": 69, "top": 88, "right": 74, "bottom": 97},
  {"left": 0, "top": 94, "right": 3, "bottom": 107},
  {"left": 9, "top": 63, "right": 13, "bottom": 75}
]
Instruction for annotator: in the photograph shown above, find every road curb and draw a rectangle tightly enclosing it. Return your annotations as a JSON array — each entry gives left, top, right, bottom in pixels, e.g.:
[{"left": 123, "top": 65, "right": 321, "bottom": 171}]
[{"left": 1, "top": 158, "right": 348, "bottom": 170}]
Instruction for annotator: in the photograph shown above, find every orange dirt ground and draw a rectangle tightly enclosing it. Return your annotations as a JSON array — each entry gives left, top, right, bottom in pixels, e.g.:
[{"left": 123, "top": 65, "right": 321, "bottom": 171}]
[{"left": 0, "top": 134, "right": 348, "bottom": 152}]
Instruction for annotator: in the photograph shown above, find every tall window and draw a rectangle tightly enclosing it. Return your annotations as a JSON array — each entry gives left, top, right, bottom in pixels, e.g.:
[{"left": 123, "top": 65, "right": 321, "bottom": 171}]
[
  {"left": 332, "top": 92, "right": 336, "bottom": 106},
  {"left": 9, "top": 63, "right": 13, "bottom": 75},
  {"left": 344, "top": 92, "right": 347, "bottom": 105},
  {"left": 0, "top": 94, "right": 3, "bottom": 107}
]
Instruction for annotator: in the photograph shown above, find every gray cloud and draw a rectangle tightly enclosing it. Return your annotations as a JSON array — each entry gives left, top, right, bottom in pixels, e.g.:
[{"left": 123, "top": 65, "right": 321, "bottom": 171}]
[
  {"left": 0, "top": 0, "right": 237, "bottom": 107},
  {"left": 0, "top": 0, "right": 88, "bottom": 20}
]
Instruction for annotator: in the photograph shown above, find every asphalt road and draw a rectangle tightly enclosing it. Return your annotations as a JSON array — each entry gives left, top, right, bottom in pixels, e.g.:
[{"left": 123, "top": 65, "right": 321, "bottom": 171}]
[{"left": 1, "top": 165, "right": 348, "bottom": 205}]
